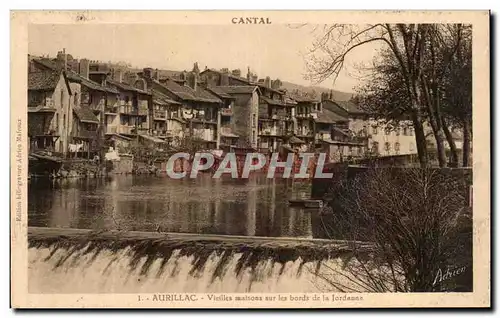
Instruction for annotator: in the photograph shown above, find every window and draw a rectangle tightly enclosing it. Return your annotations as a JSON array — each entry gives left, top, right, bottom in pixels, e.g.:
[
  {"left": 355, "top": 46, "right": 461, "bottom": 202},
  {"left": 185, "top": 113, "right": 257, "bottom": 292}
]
[
  {"left": 372, "top": 125, "right": 378, "bottom": 135},
  {"left": 395, "top": 142, "right": 400, "bottom": 154},
  {"left": 410, "top": 142, "right": 415, "bottom": 152},
  {"left": 252, "top": 114, "right": 256, "bottom": 128},
  {"left": 63, "top": 114, "right": 66, "bottom": 129},
  {"left": 384, "top": 142, "right": 391, "bottom": 154},
  {"left": 403, "top": 127, "right": 408, "bottom": 136},
  {"left": 74, "top": 93, "right": 80, "bottom": 106},
  {"left": 252, "top": 130, "right": 256, "bottom": 143},
  {"left": 396, "top": 127, "right": 400, "bottom": 136},
  {"left": 385, "top": 127, "right": 391, "bottom": 135},
  {"left": 372, "top": 141, "right": 379, "bottom": 154}
]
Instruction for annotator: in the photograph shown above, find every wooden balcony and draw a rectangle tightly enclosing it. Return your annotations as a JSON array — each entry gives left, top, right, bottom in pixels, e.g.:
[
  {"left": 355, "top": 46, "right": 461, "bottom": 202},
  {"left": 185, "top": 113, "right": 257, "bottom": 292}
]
[
  {"left": 259, "top": 127, "right": 284, "bottom": 136},
  {"left": 105, "top": 126, "right": 118, "bottom": 134},
  {"left": 220, "top": 108, "right": 232, "bottom": 116},
  {"left": 153, "top": 110, "right": 166, "bottom": 120},
  {"left": 74, "top": 128, "right": 98, "bottom": 140}
]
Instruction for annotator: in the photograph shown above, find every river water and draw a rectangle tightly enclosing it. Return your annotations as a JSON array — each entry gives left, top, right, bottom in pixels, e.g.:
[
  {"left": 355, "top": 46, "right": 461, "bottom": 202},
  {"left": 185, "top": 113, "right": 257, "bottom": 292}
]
[
  {"left": 28, "top": 173, "right": 330, "bottom": 238},
  {"left": 28, "top": 174, "right": 354, "bottom": 293}
]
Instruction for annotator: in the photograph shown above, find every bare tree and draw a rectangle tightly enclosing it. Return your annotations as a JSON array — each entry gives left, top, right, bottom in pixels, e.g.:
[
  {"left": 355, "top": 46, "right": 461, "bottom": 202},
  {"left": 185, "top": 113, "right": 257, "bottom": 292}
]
[
  {"left": 305, "top": 24, "right": 471, "bottom": 168},
  {"left": 316, "top": 167, "right": 472, "bottom": 292}
]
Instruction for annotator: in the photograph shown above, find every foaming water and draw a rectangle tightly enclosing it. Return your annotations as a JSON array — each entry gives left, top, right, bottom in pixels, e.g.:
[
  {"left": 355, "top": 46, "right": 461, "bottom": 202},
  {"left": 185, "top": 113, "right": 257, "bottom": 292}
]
[{"left": 28, "top": 245, "right": 351, "bottom": 293}]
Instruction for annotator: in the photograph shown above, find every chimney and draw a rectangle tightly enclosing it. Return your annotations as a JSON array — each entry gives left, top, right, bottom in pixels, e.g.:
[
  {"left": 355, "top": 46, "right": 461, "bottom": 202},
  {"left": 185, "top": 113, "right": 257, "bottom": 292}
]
[
  {"left": 192, "top": 62, "right": 200, "bottom": 75},
  {"left": 271, "top": 79, "right": 282, "bottom": 90},
  {"left": 220, "top": 73, "right": 229, "bottom": 86},
  {"left": 78, "top": 59, "right": 90, "bottom": 79},
  {"left": 113, "top": 68, "right": 123, "bottom": 83},
  {"left": 246, "top": 67, "right": 251, "bottom": 82},
  {"left": 220, "top": 68, "right": 229, "bottom": 74},
  {"left": 264, "top": 76, "right": 271, "bottom": 88},
  {"left": 188, "top": 72, "right": 198, "bottom": 91},
  {"left": 251, "top": 74, "right": 258, "bottom": 83},
  {"left": 153, "top": 68, "right": 160, "bottom": 80},
  {"left": 63, "top": 48, "right": 67, "bottom": 70},
  {"left": 329, "top": 90, "right": 333, "bottom": 100},
  {"left": 231, "top": 69, "right": 241, "bottom": 78},
  {"left": 143, "top": 68, "right": 153, "bottom": 79}
]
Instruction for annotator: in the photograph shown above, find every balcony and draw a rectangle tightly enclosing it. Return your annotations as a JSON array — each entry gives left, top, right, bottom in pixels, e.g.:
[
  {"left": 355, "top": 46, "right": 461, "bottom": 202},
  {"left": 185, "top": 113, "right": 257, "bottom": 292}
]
[
  {"left": 154, "top": 110, "right": 166, "bottom": 120},
  {"left": 105, "top": 106, "right": 119, "bottom": 114},
  {"left": 191, "top": 113, "right": 217, "bottom": 124},
  {"left": 220, "top": 126, "right": 232, "bottom": 135},
  {"left": 75, "top": 128, "right": 98, "bottom": 139},
  {"left": 119, "top": 105, "right": 148, "bottom": 116},
  {"left": 220, "top": 108, "right": 232, "bottom": 116},
  {"left": 151, "top": 129, "right": 167, "bottom": 137},
  {"left": 105, "top": 126, "right": 118, "bottom": 134},
  {"left": 295, "top": 113, "right": 313, "bottom": 119},
  {"left": 259, "top": 127, "right": 284, "bottom": 136},
  {"left": 28, "top": 97, "right": 56, "bottom": 112},
  {"left": 117, "top": 125, "right": 134, "bottom": 135},
  {"left": 89, "top": 99, "right": 106, "bottom": 112},
  {"left": 297, "top": 130, "right": 314, "bottom": 137}
]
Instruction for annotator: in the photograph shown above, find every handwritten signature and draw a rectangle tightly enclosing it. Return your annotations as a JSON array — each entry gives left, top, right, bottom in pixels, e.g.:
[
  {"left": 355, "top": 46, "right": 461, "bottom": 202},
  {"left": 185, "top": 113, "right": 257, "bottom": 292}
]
[{"left": 433, "top": 265, "right": 467, "bottom": 286}]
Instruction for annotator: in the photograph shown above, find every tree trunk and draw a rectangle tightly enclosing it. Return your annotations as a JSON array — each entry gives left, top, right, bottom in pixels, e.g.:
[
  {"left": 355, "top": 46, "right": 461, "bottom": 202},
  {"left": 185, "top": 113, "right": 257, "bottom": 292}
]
[
  {"left": 442, "top": 122, "right": 459, "bottom": 167},
  {"left": 434, "top": 129, "right": 448, "bottom": 168},
  {"left": 411, "top": 114, "right": 428, "bottom": 168},
  {"left": 462, "top": 118, "right": 472, "bottom": 167}
]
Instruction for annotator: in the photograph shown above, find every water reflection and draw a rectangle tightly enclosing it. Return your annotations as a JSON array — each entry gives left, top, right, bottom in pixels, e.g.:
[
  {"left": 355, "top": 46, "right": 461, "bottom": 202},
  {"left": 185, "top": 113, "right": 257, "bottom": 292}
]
[{"left": 28, "top": 174, "right": 322, "bottom": 238}]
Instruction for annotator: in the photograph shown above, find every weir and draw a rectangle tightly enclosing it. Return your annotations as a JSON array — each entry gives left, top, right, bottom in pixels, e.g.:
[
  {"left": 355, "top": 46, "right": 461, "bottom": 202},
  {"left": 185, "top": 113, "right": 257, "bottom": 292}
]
[{"left": 28, "top": 227, "right": 373, "bottom": 293}]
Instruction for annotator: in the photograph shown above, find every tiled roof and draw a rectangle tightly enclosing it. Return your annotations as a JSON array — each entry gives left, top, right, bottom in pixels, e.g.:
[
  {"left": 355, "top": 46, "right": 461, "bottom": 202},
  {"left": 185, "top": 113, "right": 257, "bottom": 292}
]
[
  {"left": 315, "top": 108, "right": 348, "bottom": 124},
  {"left": 294, "top": 96, "right": 318, "bottom": 103},
  {"left": 28, "top": 70, "right": 61, "bottom": 91},
  {"left": 107, "top": 79, "right": 151, "bottom": 95},
  {"left": 200, "top": 69, "right": 250, "bottom": 84},
  {"left": 260, "top": 96, "right": 287, "bottom": 107},
  {"left": 70, "top": 73, "right": 119, "bottom": 94},
  {"left": 31, "top": 58, "right": 117, "bottom": 94},
  {"left": 206, "top": 87, "right": 235, "bottom": 99},
  {"left": 73, "top": 106, "right": 99, "bottom": 124},
  {"left": 158, "top": 79, "right": 222, "bottom": 103},
  {"left": 333, "top": 100, "right": 365, "bottom": 114},
  {"left": 215, "top": 85, "right": 258, "bottom": 95},
  {"left": 151, "top": 89, "right": 182, "bottom": 105},
  {"left": 289, "top": 136, "right": 306, "bottom": 144}
]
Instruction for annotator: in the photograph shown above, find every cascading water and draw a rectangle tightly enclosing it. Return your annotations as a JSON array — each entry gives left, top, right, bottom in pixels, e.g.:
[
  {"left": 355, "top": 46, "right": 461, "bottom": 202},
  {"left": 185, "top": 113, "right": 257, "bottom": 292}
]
[{"left": 28, "top": 228, "right": 366, "bottom": 294}]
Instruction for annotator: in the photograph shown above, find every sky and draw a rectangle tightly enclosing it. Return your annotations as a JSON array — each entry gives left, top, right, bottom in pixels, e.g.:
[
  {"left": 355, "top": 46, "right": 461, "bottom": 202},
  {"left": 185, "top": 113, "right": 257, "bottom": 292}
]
[{"left": 28, "top": 24, "right": 381, "bottom": 93}]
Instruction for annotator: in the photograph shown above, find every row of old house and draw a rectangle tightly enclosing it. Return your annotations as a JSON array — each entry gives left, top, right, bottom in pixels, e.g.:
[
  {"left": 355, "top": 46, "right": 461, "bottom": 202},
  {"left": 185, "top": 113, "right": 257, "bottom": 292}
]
[{"left": 27, "top": 50, "right": 422, "bottom": 163}]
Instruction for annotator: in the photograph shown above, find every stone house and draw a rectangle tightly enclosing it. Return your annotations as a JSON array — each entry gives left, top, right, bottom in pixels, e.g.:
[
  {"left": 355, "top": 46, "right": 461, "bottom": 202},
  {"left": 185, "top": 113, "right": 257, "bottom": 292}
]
[
  {"left": 27, "top": 69, "right": 72, "bottom": 156},
  {"left": 137, "top": 65, "right": 223, "bottom": 150},
  {"left": 106, "top": 79, "right": 151, "bottom": 138},
  {"left": 207, "top": 86, "right": 259, "bottom": 150},
  {"left": 322, "top": 98, "right": 416, "bottom": 157}
]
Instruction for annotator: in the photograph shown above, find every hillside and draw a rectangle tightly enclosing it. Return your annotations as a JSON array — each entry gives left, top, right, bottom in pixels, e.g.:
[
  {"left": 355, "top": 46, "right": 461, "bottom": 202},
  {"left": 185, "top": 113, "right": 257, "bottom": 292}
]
[
  {"left": 124, "top": 66, "right": 354, "bottom": 101},
  {"left": 280, "top": 81, "right": 353, "bottom": 101}
]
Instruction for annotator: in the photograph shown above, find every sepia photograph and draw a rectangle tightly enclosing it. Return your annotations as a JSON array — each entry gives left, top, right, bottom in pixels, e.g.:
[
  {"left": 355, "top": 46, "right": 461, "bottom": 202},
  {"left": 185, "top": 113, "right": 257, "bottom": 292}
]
[{"left": 10, "top": 10, "right": 490, "bottom": 308}]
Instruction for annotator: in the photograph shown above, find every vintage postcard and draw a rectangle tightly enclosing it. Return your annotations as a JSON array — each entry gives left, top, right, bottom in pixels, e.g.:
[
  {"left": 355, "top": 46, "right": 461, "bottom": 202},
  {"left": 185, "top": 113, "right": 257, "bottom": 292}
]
[{"left": 11, "top": 10, "right": 490, "bottom": 308}]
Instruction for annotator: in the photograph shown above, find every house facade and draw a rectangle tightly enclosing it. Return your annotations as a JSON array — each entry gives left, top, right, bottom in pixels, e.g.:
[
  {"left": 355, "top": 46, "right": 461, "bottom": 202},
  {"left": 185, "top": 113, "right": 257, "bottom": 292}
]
[
  {"left": 208, "top": 86, "right": 259, "bottom": 149},
  {"left": 27, "top": 69, "right": 73, "bottom": 156},
  {"left": 106, "top": 79, "right": 151, "bottom": 138},
  {"left": 322, "top": 98, "right": 416, "bottom": 157}
]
